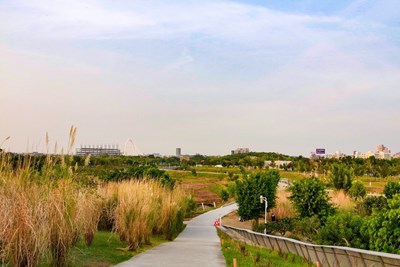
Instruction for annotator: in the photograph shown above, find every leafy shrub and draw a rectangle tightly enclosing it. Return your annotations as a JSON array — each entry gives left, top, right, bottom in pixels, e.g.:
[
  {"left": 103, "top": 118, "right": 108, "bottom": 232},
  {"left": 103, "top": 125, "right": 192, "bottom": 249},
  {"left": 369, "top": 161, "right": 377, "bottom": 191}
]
[
  {"left": 349, "top": 181, "right": 366, "bottom": 200},
  {"left": 367, "top": 195, "right": 400, "bottom": 253},
  {"left": 220, "top": 189, "right": 229, "bottom": 201},
  {"left": 383, "top": 180, "right": 400, "bottom": 199},
  {"left": 262, "top": 217, "right": 294, "bottom": 236},
  {"left": 292, "top": 216, "right": 321, "bottom": 241},
  {"left": 355, "top": 196, "right": 388, "bottom": 217},
  {"left": 317, "top": 212, "right": 369, "bottom": 249},
  {"left": 227, "top": 183, "right": 237, "bottom": 198}
]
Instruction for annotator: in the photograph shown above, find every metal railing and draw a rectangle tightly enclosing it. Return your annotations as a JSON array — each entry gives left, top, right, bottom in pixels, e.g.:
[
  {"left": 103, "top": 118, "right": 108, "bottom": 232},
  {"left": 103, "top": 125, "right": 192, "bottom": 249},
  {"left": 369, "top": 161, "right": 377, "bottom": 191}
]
[{"left": 222, "top": 225, "right": 400, "bottom": 267}]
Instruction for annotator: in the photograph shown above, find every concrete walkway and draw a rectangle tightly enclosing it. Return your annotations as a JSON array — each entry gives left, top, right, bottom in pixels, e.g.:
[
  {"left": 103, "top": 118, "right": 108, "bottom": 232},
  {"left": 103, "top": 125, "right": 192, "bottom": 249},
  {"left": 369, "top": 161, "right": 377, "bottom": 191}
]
[{"left": 114, "top": 203, "right": 238, "bottom": 267}]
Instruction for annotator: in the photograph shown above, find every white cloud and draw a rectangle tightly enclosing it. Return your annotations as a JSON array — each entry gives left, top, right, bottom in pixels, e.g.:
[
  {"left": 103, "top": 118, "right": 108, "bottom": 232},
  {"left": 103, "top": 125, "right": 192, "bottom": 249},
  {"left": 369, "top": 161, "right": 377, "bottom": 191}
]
[{"left": 1, "top": 0, "right": 399, "bottom": 154}]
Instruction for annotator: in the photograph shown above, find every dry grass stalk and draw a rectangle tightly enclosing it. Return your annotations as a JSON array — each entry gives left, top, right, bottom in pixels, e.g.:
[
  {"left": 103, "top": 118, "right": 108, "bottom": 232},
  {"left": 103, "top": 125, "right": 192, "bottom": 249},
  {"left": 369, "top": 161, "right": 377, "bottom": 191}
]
[
  {"left": 0, "top": 127, "right": 103, "bottom": 267},
  {"left": 0, "top": 179, "right": 48, "bottom": 267},
  {"left": 77, "top": 190, "right": 102, "bottom": 246},
  {"left": 330, "top": 189, "right": 354, "bottom": 211},
  {"left": 101, "top": 179, "right": 189, "bottom": 250},
  {"left": 270, "top": 190, "right": 296, "bottom": 219}
]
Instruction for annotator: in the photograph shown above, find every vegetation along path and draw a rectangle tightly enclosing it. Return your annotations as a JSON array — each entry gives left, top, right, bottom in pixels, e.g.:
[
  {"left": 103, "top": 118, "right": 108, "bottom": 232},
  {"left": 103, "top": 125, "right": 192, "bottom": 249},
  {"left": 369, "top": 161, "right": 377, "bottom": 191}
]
[{"left": 114, "top": 203, "right": 238, "bottom": 267}]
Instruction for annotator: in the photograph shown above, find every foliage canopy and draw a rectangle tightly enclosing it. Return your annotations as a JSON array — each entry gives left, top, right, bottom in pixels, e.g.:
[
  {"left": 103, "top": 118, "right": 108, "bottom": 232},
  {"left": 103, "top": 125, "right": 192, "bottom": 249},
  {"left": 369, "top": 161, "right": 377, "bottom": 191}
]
[
  {"left": 235, "top": 170, "right": 280, "bottom": 222},
  {"left": 289, "top": 177, "right": 334, "bottom": 220}
]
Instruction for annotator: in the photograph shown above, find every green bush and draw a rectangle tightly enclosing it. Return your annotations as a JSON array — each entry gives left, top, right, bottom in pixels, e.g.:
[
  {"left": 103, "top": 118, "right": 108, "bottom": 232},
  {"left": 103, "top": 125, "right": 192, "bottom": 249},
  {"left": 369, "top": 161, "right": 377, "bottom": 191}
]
[
  {"left": 289, "top": 177, "right": 334, "bottom": 220},
  {"left": 317, "top": 212, "right": 369, "bottom": 249},
  {"left": 227, "top": 183, "right": 237, "bottom": 198},
  {"left": 220, "top": 189, "right": 229, "bottom": 201},
  {"left": 355, "top": 196, "right": 388, "bottom": 217},
  {"left": 349, "top": 181, "right": 366, "bottom": 200},
  {"left": 383, "top": 180, "right": 400, "bottom": 199},
  {"left": 367, "top": 195, "right": 400, "bottom": 253},
  {"left": 257, "top": 217, "right": 294, "bottom": 236},
  {"left": 292, "top": 216, "right": 321, "bottom": 241}
]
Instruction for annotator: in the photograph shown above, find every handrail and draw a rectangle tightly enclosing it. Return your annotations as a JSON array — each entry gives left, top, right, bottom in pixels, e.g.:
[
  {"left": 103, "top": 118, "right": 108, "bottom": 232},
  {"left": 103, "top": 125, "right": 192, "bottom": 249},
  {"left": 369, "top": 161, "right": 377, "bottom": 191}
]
[{"left": 222, "top": 224, "right": 400, "bottom": 267}]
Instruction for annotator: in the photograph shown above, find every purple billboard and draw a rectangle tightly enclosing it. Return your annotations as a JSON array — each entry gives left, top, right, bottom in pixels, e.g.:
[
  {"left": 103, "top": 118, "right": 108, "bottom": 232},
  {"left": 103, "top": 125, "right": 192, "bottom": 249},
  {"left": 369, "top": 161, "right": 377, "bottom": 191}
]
[{"left": 316, "top": 148, "right": 326, "bottom": 155}]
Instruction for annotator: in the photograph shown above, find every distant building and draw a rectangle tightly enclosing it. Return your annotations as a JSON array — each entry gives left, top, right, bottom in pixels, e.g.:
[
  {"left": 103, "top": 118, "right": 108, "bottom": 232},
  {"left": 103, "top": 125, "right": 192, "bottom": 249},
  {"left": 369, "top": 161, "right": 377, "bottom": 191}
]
[
  {"left": 176, "top": 148, "right": 181, "bottom": 157},
  {"left": 330, "top": 151, "right": 346, "bottom": 159},
  {"left": 393, "top": 153, "right": 400, "bottom": 159},
  {"left": 377, "top": 144, "right": 391, "bottom": 153},
  {"left": 147, "top": 153, "right": 161, "bottom": 158},
  {"left": 231, "top": 148, "right": 250, "bottom": 155},
  {"left": 354, "top": 144, "right": 392, "bottom": 160},
  {"left": 76, "top": 145, "right": 121, "bottom": 156}
]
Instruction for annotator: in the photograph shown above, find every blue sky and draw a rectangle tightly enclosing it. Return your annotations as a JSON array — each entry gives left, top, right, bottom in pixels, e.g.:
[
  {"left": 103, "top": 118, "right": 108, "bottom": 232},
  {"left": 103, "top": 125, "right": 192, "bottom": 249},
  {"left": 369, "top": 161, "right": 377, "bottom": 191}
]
[{"left": 1, "top": 0, "right": 399, "bottom": 156}]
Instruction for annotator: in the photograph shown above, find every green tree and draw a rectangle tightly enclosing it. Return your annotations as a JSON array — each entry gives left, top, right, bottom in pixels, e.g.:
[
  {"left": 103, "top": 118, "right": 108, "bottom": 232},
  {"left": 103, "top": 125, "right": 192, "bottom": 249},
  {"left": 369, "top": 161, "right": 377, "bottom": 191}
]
[
  {"left": 383, "top": 180, "right": 400, "bottom": 199},
  {"left": 289, "top": 177, "right": 334, "bottom": 220},
  {"left": 367, "top": 195, "right": 400, "bottom": 253},
  {"left": 349, "top": 181, "right": 367, "bottom": 200},
  {"left": 329, "top": 164, "right": 353, "bottom": 192},
  {"left": 235, "top": 170, "right": 280, "bottom": 223},
  {"left": 220, "top": 189, "right": 229, "bottom": 201}
]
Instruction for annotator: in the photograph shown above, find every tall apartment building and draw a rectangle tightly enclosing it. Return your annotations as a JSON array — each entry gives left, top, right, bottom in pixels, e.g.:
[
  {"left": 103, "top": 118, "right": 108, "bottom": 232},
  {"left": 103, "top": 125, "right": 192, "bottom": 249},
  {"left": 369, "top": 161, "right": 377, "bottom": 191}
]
[{"left": 176, "top": 148, "right": 182, "bottom": 157}]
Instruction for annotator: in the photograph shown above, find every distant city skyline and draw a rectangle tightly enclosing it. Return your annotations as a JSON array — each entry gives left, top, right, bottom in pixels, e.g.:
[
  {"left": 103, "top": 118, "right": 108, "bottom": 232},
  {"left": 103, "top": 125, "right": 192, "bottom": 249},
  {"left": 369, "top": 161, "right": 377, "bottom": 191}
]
[{"left": 1, "top": 0, "right": 399, "bottom": 156}]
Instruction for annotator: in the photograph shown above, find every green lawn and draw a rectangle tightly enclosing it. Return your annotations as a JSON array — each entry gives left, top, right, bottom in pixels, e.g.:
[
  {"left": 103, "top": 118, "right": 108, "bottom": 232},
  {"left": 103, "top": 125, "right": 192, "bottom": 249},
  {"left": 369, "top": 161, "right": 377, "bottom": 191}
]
[
  {"left": 39, "top": 231, "right": 168, "bottom": 267},
  {"left": 166, "top": 170, "right": 227, "bottom": 184},
  {"left": 218, "top": 230, "right": 311, "bottom": 267}
]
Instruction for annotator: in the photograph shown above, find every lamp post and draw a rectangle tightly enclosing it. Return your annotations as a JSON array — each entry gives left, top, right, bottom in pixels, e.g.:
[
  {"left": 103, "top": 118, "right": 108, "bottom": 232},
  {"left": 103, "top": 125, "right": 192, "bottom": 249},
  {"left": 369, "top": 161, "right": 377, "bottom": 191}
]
[{"left": 259, "top": 195, "right": 268, "bottom": 225}]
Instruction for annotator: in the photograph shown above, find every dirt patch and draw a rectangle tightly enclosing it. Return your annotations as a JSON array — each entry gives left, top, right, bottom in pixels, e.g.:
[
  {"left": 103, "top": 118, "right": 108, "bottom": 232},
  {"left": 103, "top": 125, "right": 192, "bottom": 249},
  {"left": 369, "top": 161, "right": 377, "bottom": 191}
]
[
  {"left": 222, "top": 210, "right": 253, "bottom": 230},
  {"left": 178, "top": 182, "right": 225, "bottom": 204}
]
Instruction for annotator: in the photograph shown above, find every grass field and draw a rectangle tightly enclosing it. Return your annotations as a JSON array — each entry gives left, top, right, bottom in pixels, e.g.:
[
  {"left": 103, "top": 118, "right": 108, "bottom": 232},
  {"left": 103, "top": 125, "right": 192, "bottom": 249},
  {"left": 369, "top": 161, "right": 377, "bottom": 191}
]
[
  {"left": 167, "top": 170, "right": 228, "bottom": 204},
  {"left": 37, "top": 231, "right": 168, "bottom": 267},
  {"left": 218, "top": 230, "right": 311, "bottom": 267}
]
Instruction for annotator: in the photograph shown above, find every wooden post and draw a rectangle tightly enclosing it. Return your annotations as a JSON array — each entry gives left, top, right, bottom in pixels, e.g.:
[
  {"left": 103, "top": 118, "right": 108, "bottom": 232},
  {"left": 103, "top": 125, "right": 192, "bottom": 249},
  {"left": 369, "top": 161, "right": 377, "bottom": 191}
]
[
  {"left": 316, "top": 261, "right": 321, "bottom": 267},
  {"left": 233, "top": 258, "right": 237, "bottom": 267}
]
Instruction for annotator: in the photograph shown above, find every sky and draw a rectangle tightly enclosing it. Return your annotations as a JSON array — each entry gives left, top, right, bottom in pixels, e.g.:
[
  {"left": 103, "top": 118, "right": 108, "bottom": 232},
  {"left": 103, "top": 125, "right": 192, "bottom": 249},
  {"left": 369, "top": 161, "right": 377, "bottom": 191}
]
[{"left": 1, "top": 0, "right": 400, "bottom": 156}]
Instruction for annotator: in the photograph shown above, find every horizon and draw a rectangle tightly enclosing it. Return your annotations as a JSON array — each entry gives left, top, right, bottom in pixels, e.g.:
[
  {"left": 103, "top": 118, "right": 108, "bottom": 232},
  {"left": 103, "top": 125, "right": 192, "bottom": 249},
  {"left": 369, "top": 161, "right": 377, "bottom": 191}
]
[{"left": 1, "top": 0, "right": 399, "bottom": 156}]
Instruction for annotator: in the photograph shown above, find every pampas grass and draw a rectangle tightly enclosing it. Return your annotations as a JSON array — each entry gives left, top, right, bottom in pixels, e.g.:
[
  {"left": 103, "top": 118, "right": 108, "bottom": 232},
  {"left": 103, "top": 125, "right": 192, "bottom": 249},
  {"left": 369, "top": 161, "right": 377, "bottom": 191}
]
[
  {"left": 0, "top": 127, "right": 191, "bottom": 265},
  {"left": 0, "top": 127, "right": 102, "bottom": 267},
  {"left": 101, "top": 179, "right": 190, "bottom": 251},
  {"left": 270, "top": 190, "right": 296, "bottom": 219},
  {"left": 330, "top": 189, "right": 355, "bottom": 211}
]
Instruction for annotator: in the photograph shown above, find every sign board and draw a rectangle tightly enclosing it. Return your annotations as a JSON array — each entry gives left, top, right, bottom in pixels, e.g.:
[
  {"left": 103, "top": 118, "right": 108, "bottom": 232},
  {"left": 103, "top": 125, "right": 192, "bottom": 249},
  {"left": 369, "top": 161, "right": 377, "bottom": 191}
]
[{"left": 316, "top": 148, "right": 326, "bottom": 155}]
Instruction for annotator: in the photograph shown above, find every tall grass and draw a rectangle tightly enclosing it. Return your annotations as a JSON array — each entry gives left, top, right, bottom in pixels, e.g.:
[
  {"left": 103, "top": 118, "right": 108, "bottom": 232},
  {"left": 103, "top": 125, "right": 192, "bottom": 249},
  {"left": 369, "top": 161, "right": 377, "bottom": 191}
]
[
  {"left": 0, "top": 128, "right": 102, "bottom": 267},
  {"left": 0, "top": 128, "right": 192, "bottom": 265},
  {"left": 270, "top": 190, "right": 296, "bottom": 219},
  {"left": 101, "top": 179, "right": 191, "bottom": 251},
  {"left": 330, "top": 189, "right": 355, "bottom": 211}
]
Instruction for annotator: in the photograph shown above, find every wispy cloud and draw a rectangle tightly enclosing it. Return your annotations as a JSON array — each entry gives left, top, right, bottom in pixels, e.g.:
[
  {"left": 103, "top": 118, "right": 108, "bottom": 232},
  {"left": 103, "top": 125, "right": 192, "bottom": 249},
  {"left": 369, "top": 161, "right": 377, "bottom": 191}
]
[{"left": 1, "top": 0, "right": 399, "bottom": 155}]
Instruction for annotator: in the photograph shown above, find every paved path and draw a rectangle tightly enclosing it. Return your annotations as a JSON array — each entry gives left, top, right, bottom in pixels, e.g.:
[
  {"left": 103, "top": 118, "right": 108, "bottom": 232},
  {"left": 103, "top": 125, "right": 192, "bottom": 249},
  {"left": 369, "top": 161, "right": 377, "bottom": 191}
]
[{"left": 114, "top": 203, "right": 238, "bottom": 267}]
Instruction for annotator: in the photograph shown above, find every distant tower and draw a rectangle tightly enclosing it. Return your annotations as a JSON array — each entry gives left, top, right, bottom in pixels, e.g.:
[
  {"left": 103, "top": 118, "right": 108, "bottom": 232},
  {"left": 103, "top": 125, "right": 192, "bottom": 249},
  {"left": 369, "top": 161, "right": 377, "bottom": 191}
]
[{"left": 176, "top": 148, "right": 181, "bottom": 157}]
